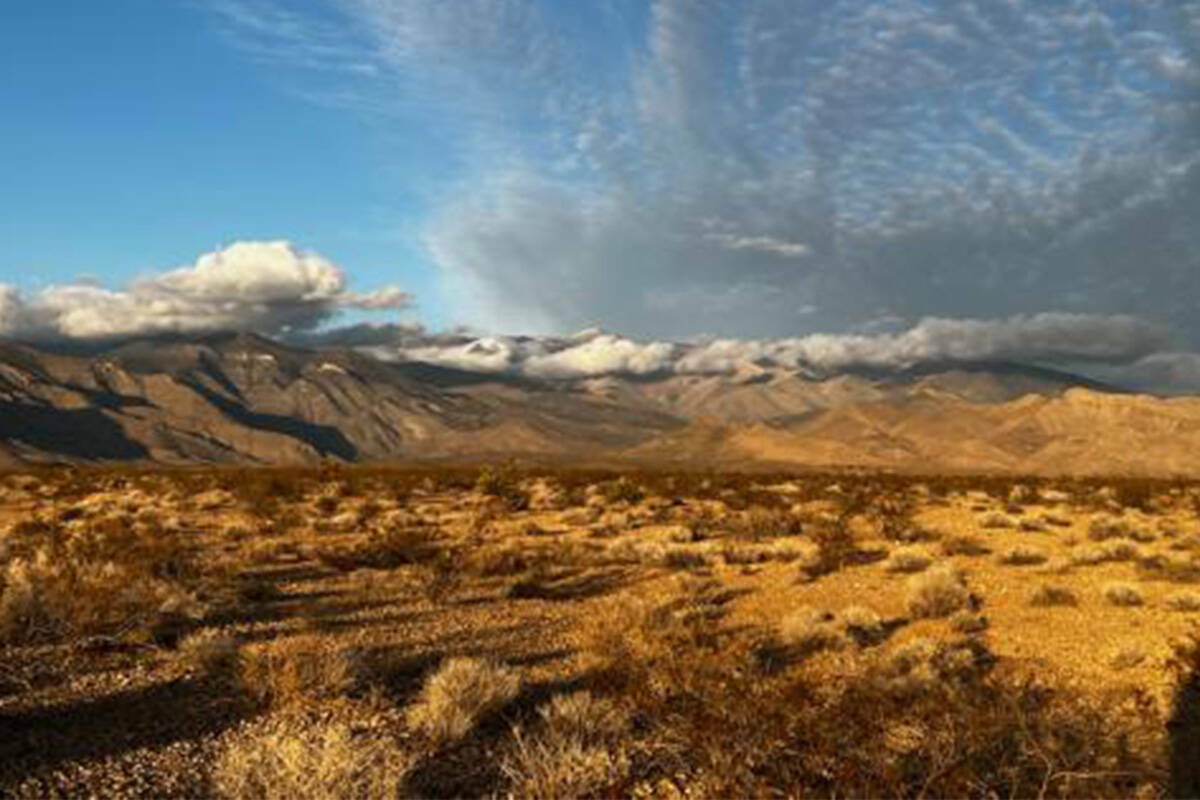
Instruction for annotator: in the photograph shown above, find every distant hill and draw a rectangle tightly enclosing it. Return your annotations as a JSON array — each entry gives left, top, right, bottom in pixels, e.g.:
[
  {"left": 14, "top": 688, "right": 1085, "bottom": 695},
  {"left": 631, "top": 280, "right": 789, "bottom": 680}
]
[{"left": 0, "top": 332, "right": 1195, "bottom": 475}]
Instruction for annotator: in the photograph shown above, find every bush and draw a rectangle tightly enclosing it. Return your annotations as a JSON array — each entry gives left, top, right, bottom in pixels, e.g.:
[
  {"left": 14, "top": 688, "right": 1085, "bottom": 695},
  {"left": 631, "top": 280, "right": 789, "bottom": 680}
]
[
  {"left": 777, "top": 607, "right": 848, "bottom": 657},
  {"left": 501, "top": 691, "right": 632, "bottom": 799},
  {"left": 238, "top": 637, "right": 361, "bottom": 707},
  {"left": 1030, "top": 585, "right": 1079, "bottom": 607},
  {"left": 941, "top": 536, "right": 991, "bottom": 557},
  {"left": 407, "top": 657, "right": 521, "bottom": 743},
  {"left": 997, "top": 546, "right": 1047, "bottom": 566},
  {"left": 1167, "top": 594, "right": 1200, "bottom": 612},
  {"left": 475, "top": 465, "right": 530, "bottom": 511},
  {"left": 1103, "top": 582, "right": 1145, "bottom": 607},
  {"left": 885, "top": 547, "right": 933, "bottom": 573},
  {"left": 906, "top": 565, "right": 970, "bottom": 618},
  {"left": 179, "top": 628, "right": 241, "bottom": 682},
  {"left": 212, "top": 715, "right": 410, "bottom": 800}
]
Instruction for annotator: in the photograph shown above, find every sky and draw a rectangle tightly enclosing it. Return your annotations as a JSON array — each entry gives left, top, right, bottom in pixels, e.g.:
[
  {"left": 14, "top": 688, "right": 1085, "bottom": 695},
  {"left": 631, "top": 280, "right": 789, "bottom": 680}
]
[{"left": 2, "top": 1, "right": 1200, "bottom": 390}]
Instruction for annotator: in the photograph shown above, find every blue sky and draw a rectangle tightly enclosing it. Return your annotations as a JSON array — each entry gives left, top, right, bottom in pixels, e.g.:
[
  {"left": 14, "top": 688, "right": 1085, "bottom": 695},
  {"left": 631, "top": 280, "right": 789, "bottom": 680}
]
[
  {"left": 0, "top": 1, "right": 444, "bottom": 326},
  {"left": 1, "top": 1, "right": 1199, "bottom": 390}
]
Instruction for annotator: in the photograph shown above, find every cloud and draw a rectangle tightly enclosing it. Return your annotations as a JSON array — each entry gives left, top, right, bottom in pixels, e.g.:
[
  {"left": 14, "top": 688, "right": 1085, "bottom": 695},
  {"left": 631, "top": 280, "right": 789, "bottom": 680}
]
[
  {"left": 0, "top": 241, "right": 409, "bottom": 341},
  {"left": 379, "top": 312, "right": 1167, "bottom": 381},
  {"left": 211, "top": 1, "right": 1200, "bottom": 349}
]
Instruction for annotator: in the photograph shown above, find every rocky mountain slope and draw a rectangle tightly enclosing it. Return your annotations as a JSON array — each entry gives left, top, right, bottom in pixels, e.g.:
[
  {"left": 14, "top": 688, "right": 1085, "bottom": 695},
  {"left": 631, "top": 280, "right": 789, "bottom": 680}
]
[{"left": 0, "top": 332, "right": 1196, "bottom": 475}]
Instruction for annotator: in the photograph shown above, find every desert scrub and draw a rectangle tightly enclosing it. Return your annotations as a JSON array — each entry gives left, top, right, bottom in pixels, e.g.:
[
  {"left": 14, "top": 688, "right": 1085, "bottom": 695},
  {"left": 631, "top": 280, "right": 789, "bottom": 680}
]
[
  {"left": 884, "top": 546, "right": 933, "bottom": 573},
  {"left": 941, "top": 536, "right": 990, "bottom": 557},
  {"left": 0, "top": 519, "right": 201, "bottom": 644},
  {"left": 997, "top": 546, "right": 1048, "bottom": 566},
  {"left": 1030, "top": 584, "right": 1079, "bottom": 607},
  {"left": 178, "top": 628, "right": 242, "bottom": 682},
  {"left": 906, "top": 564, "right": 970, "bottom": 618},
  {"left": 841, "top": 605, "right": 888, "bottom": 647},
  {"left": 474, "top": 464, "right": 530, "bottom": 511},
  {"left": 776, "top": 606, "right": 848, "bottom": 657},
  {"left": 407, "top": 657, "right": 521, "bottom": 743},
  {"left": 1167, "top": 594, "right": 1200, "bottom": 612},
  {"left": 501, "top": 692, "right": 632, "bottom": 799},
  {"left": 212, "top": 714, "right": 410, "bottom": 800},
  {"left": 238, "top": 636, "right": 362, "bottom": 707},
  {"left": 1103, "top": 582, "right": 1145, "bottom": 607}
]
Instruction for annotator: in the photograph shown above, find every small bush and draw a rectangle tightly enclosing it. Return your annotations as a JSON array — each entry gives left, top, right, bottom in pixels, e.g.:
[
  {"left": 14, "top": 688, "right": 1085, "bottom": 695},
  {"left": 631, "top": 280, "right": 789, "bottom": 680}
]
[
  {"left": 885, "top": 547, "right": 933, "bottom": 573},
  {"left": 212, "top": 716, "right": 410, "bottom": 800},
  {"left": 777, "top": 607, "right": 847, "bottom": 656},
  {"left": 1030, "top": 585, "right": 1079, "bottom": 607},
  {"left": 1103, "top": 582, "right": 1145, "bottom": 607},
  {"left": 841, "top": 605, "right": 887, "bottom": 646},
  {"left": 1167, "top": 594, "right": 1200, "bottom": 612},
  {"left": 502, "top": 695, "right": 632, "bottom": 800},
  {"left": 238, "top": 637, "right": 360, "bottom": 707},
  {"left": 980, "top": 513, "right": 1016, "bottom": 529},
  {"left": 997, "top": 546, "right": 1047, "bottom": 566},
  {"left": 906, "top": 565, "right": 969, "bottom": 618},
  {"left": 407, "top": 657, "right": 521, "bottom": 743},
  {"left": 941, "top": 536, "right": 990, "bottom": 557},
  {"left": 179, "top": 628, "right": 241, "bottom": 682}
]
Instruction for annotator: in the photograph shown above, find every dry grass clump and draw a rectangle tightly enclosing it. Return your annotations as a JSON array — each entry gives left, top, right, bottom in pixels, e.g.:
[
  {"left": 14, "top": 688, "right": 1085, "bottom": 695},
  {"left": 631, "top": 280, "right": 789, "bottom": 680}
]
[
  {"left": 501, "top": 691, "right": 632, "bottom": 799},
  {"left": 997, "top": 546, "right": 1048, "bottom": 566},
  {"left": 776, "top": 606, "right": 848, "bottom": 656},
  {"left": 1088, "top": 516, "right": 1138, "bottom": 542},
  {"left": 1030, "top": 584, "right": 1079, "bottom": 607},
  {"left": 841, "top": 605, "right": 888, "bottom": 647},
  {"left": 884, "top": 546, "right": 933, "bottom": 573},
  {"left": 906, "top": 564, "right": 970, "bottom": 618},
  {"left": 406, "top": 657, "right": 521, "bottom": 743},
  {"left": 1166, "top": 594, "right": 1200, "bottom": 612},
  {"left": 212, "top": 715, "right": 410, "bottom": 800},
  {"left": 1103, "top": 582, "right": 1145, "bottom": 607},
  {"left": 0, "top": 518, "right": 201, "bottom": 644},
  {"left": 238, "top": 636, "right": 362, "bottom": 707},
  {"left": 941, "top": 535, "right": 991, "bottom": 557},
  {"left": 178, "top": 628, "right": 241, "bottom": 682},
  {"left": 726, "top": 507, "right": 806, "bottom": 539},
  {"left": 980, "top": 512, "right": 1017, "bottom": 529},
  {"left": 1070, "top": 540, "right": 1142, "bottom": 566},
  {"left": 313, "top": 525, "right": 442, "bottom": 572}
]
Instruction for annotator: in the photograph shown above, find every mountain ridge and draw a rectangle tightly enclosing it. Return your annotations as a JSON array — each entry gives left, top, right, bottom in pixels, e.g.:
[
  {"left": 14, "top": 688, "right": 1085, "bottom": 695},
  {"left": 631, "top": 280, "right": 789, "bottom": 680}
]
[{"left": 0, "top": 332, "right": 1193, "bottom": 475}]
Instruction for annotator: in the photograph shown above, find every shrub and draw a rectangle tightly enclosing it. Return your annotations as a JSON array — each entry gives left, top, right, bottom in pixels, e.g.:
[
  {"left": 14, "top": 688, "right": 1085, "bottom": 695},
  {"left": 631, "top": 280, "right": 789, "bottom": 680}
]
[
  {"left": 841, "top": 605, "right": 887, "bottom": 646},
  {"left": 597, "top": 477, "right": 645, "bottom": 506},
  {"left": 238, "top": 637, "right": 361, "bottom": 707},
  {"left": 997, "top": 546, "right": 1047, "bottom": 566},
  {"left": 941, "top": 536, "right": 990, "bottom": 557},
  {"left": 475, "top": 465, "right": 530, "bottom": 511},
  {"left": 502, "top": 696, "right": 631, "bottom": 800},
  {"left": 212, "top": 716, "right": 410, "bottom": 800},
  {"left": 777, "top": 607, "right": 848, "bottom": 656},
  {"left": 1167, "top": 594, "right": 1200, "bottom": 612},
  {"left": 1103, "top": 582, "right": 1145, "bottom": 607},
  {"left": 1030, "top": 585, "right": 1079, "bottom": 607},
  {"left": 885, "top": 547, "right": 933, "bottom": 573},
  {"left": 179, "top": 628, "right": 241, "bottom": 682},
  {"left": 906, "top": 565, "right": 969, "bottom": 618},
  {"left": 407, "top": 657, "right": 521, "bottom": 743},
  {"left": 980, "top": 513, "right": 1016, "bottom": 529}
]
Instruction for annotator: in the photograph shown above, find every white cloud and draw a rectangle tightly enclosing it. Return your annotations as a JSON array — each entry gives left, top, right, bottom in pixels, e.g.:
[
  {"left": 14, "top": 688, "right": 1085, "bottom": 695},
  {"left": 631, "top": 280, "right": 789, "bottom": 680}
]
[
  {"left": 0, "top": 241, "right": 409, "bottom": 341},
  {"left": 523, "top": 334, "right": 676, "bottom": 377},
  {"left": 381, "top": 313, "right": 1167, "bottom": 380}
]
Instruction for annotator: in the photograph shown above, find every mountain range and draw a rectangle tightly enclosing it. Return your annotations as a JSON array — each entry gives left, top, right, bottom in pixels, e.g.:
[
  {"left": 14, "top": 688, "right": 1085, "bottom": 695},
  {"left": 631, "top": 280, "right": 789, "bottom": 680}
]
[{"left": 1, "top": 331, "right": 1197, "bottom": 475}]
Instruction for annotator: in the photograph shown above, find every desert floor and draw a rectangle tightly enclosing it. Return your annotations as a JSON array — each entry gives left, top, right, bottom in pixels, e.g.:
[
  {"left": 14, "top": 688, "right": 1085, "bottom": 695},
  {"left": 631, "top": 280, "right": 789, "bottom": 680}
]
[{"left": 1, "top": 466, "right": 1197, "bottom": 797}]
